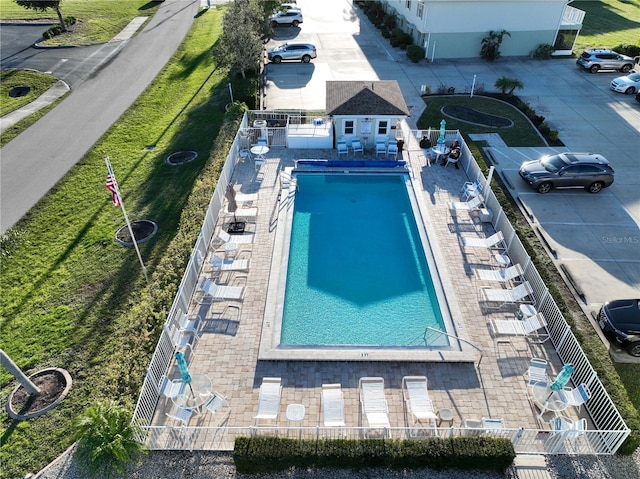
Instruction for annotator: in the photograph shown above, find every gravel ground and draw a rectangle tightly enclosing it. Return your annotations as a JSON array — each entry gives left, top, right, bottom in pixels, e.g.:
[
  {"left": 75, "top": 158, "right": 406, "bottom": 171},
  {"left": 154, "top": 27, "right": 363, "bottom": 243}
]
[{"left": 33, "top": 447, "right": 640, "bottom": 479}]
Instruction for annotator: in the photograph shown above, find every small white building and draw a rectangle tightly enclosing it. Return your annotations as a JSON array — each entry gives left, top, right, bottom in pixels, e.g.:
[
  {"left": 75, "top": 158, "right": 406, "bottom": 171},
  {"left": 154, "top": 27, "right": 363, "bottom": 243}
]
[
  {"left": 377, "top": 0, "right": 585, "bottom": 59},
  {"left": 326, "top": 80, "right": 410, "bottom": 148}
]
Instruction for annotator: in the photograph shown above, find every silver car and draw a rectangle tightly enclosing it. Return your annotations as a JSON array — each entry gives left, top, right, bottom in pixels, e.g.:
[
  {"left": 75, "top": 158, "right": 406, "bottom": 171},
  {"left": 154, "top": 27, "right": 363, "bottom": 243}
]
[
  {"left": 576, "top": 49, "right": 635, "bottom": 74},
  {"left": 267, "top": 43, "right": 316, "bottom": 63},
  {"left": 519, "top": 152, "right": 614, "bottom": 194},
  {"left": 270, "top": 10, "right": 303, "bottom": 27}
]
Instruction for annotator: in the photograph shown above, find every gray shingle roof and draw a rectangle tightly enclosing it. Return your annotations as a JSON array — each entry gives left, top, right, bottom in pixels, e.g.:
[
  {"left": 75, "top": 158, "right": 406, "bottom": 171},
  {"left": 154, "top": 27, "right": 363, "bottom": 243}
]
[{"left": 326, "top": 81, "right": 410, "bottom": 116}]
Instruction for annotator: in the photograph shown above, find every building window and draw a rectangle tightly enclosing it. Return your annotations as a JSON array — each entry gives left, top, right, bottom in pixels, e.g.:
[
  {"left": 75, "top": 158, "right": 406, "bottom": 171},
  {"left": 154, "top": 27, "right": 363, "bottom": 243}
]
[
  {"left": 417, "top": 1, "right": 424, "bottom": 18},
  {"left": 377, "top": 120, "right": 389, "bottom": 135},
  {"left": 344, "top": 120, "right": 355, "bottom": 136},
  {"left": 406, "top": 0, "right": 411, "bottom": 11}
]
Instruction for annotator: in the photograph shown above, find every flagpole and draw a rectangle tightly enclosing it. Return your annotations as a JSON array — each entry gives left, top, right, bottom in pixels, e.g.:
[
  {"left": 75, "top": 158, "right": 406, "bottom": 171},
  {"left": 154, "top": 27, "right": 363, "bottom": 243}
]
[{"left": 103, "top": 155, "right": 149, "bottom": 284}]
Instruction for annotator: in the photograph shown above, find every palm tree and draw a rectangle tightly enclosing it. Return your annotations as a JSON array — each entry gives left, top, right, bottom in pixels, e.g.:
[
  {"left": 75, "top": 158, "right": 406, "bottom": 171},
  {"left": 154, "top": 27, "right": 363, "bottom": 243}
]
[
  {"left": 494, "top": 76, "right": 524, "bottom": 95},
  {"left": 73, "top": 400, "right": 147, "bottom": 479}
]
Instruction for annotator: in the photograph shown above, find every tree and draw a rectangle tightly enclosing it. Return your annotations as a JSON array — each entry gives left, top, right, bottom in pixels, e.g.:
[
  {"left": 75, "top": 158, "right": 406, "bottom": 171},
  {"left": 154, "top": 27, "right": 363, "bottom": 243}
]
[
  {"left": 212, "top": 0, "right": 263, "bottom": 79},
  {"left": 73, "top": 400, "right": 147, "bottom": 479},
  {"left": 480, "top": 29, "right": 510, "bottom": 61},
  {"left": 494, "top": 76, "right": 524, "bottom": 95},
  {"left": 16, "top": 0, "right": 67, "bottom": 32},
  {"left": 0, "top": 348, "right": 41, "bottom": 396}
]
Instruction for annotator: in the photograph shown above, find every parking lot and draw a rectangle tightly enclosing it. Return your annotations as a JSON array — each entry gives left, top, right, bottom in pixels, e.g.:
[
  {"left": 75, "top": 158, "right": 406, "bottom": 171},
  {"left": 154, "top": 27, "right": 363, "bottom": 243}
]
[{"left": 262, "top": 0, "right": 640, "bottom": 359}]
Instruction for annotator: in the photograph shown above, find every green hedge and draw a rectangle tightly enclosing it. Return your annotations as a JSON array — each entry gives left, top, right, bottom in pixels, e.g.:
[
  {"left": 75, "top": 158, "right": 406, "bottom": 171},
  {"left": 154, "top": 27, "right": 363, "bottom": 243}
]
[{"left": 233, "top": 436, "right": 515, "bottom": 474}]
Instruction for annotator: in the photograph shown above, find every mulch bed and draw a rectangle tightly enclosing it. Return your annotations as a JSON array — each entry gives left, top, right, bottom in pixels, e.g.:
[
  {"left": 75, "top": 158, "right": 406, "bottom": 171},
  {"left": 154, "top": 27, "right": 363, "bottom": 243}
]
[{"left": 10, "top": 370, "right": 67, "bottom": 417}]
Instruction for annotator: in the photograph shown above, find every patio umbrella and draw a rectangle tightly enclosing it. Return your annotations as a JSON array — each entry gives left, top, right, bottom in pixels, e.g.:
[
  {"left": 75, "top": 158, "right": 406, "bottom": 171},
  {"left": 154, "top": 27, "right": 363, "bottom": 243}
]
[
  {"left": 174, "top": 351, "right": 194, "bottom": 397},
  {"left": 225, "top": 183, "right": 239, "bottom": 223},
  {"left": 550, "top": 363, "right": 575, "bottom": 391},
  {"left": 437, "top": 119, "right": 446, "bottom": 145}
]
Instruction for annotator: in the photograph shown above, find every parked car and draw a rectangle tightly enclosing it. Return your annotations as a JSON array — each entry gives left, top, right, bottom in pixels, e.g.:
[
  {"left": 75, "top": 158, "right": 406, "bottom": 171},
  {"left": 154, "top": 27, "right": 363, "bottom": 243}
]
[
  {"left": 280, "top": 3, "right": 300, "bottom": 12},
  {"left": 610, "top": 72, "right": 640, "bottom": 94},
  {"left": 636, "top": 91, "right": 640, "bottom": 103},
  {"left": 598, "top": 299, "right": 640, "bottom": 357},
  {"left": 518, "top": 152, "right": 614, "bottom": 194},
  {"left": 267, "top": 43, "right": 316, "bottom": 63},
  {"left": 576, "top": 49, "right": 635, "bottom": 73},
  {"left": 270, "top": 10, "right": 303, "bottom": 27}
]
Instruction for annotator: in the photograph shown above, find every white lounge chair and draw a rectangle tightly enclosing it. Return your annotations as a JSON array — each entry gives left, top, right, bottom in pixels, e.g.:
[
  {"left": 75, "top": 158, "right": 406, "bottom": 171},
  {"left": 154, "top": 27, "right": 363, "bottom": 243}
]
[
  {"left": 462, "top": 417, "right": 483, "bottom": 436},
  {"left": 475, "top": 264, "right": 523, "bottom": 283},
  {"left": 459, "top": 231, "right": 505, "bottom": 251},
  {"left": 461, "top": 177, "right": 483, "bottom": 200},
  {"left": 254, "top": 377, "right": 282, "bottom": 426},
  {"left": 491, "top": 312, "right": 549, "bottom": 342},
  {"left": 375, "top": 141, "right": 387, "bottom": 157},
  {"left": 482, "top": 417, "right": 505, "bottom": 435},
  {"left": 321, "top": 383, "right": 346, "bottom": 427},
  {"left": 481, "top": 281, "right": 534, "bottom": 308},
  {"left": 216, "top": 229, "right": 254, "bottom": 245},
  {"left": 196, "top": 277, "right": 244, "bottom": 304},
  {"left": 359, "top": 377, "right": 391, "bottom": 437},
  {"left": 525, "top": 358, "right": 548, "bottom": 387},
  {"left": 449, "top": 195, "right": 484, "bottom": 215},
  {"left": 224, "top": 204, "right": 257, "bottom": 219},
  {"left": 234, "top": 191, "right": 259, "bottom": 204},
  {"left": 337, "top": 141, "right": 349, "bottom": 158},
  {"left": 210, "top": 254, "right": 250, "bottom": 272},
  {"left": 561, "top": 383, "right": 590, "bottom": 413},
  {"left": 402, "top": 376, "right": 437, "bottom": 436},
  {"left": 177, "top": 310, "right": 201, "bottom": 335},
  {"left": 165, "top": 324, "right": 198, "bottom": 354}
]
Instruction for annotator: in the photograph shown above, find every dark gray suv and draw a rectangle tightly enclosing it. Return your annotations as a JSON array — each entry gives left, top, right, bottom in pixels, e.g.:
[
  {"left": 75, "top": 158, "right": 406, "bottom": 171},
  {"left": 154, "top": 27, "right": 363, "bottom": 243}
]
[
  {"left": 598, "top": 299, "right": 640, "bottom": 357},
  {"left": 519, "top": 152, "right": 614, "bottom": 194},
  {"left": 577, "top": 49, "right": 635, "bottom": 73}
]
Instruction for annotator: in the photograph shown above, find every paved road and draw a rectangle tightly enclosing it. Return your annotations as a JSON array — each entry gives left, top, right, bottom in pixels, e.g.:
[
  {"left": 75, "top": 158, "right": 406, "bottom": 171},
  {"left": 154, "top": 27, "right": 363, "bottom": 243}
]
[
  {"left": 262, "top": 0, "right": 639, "bottom": 345},
  {"left": 0, "top": 0, "right": 201, "bottom": 232}
]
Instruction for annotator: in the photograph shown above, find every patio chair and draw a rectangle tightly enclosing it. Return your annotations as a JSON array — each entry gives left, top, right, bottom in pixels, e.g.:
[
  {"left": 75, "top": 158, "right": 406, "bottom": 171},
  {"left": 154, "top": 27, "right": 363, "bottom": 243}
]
[
  {"left": 321, "top": 383, "right": 346, "bottom": 427},
  {"left": 257, "top": 137, "right": 268, "bottom": 146},
  {"left": 387, "top": 141, "right": 398, "bottom": 159},
  {"left": 475, "top": 264, "right": 524, "bottom": 284},
  {"left": 491, "top": 312, "right": 549, "bottom": 342},
  {"left": 481, "top": 417, "right": 505, "bottom": 435},
  {"left": 203, "top": 392, "right": 231, "bottom": 425},
  {"left": 525, "top": 357, "right": 548, "bottom": 387},
  {"left": 480, "top": 281, "right": 534, "bottom": 308},
  {"left": 337, "top": 141, "right": 349, "bottom": 158},
  {"left": 224, "top": 204, "right": 258, "bottom": 219},
  {"left": 375, "top": 141, "right": 387, "bottom": 157},
  {"left": 459, "top": 231, "right": 505, "bottom": 251},
  {"left": 159, "top": 375, "right": 187, "bottom": 405},
  {"left": 449, "top": 195, "right": 484, "bottom": 215},
  {"left": 462, "top": 417, "right": 483, "bottom": 436},
  {"left": 233, "top": 191, "right": 259, "bottom": 205},
  {"left": 402, "top": 376, "right": 437, "bottom": 436},
  {"left": 196, "top": 277, "right": 245, "bottom": 304},
  {"left": 210, "top": 254, "right": 250, "bottom": 272},
  {"left": 561, "top": 383, "right": 590, "bottom": 413},
  {"left": 359, "top": 377, "right": 391, "bottom": 437},
  {"left": 461, "top": 177, "right": 483, "bottom": 200},
  {"left": 166, "top": 404, "right": 194, "bottom": 426},
  {"left": 351, "top": 139, "right": 364, "bottom": 156},
  {"left": 177, "top": 310, "right": 202, "bottom": 336},
  {"left": 165, "top": 324, "right": 198, "bottom": 354},
  {"left": 254, "top": 377, "right": 282, "bottom": 426},
  {"left": 551, "top": 416, "right": 586, "bottom": 440},
  {"left": 238, "top": 147, "right": 252, "bottom": 162}
]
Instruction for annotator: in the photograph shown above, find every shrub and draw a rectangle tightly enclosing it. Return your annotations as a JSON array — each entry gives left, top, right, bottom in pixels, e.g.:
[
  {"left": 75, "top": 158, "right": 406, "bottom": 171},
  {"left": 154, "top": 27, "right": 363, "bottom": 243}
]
[
  {"left": 480, "top": 29, "right": 510, "bottom": 61},
  {"left": 73, "top": 400, "right": 147, "bottom": 479},
  {"left": 613, "top": 43, "right": 640, "bottom": 58},
  {"left": 383, "top": 13, "right": 396, "bottom": 29},
  {"left": 407, "top": 45, "right": 425, "bottom": 63},
  {"left": 533, "top": 43, "right": 554, "bottom": 59},
  {"left": 390, "top": 28, "right": 412, "bottom": 49},
  {"left": 43, "top": 16, "right": 77, "bottom": 39}
]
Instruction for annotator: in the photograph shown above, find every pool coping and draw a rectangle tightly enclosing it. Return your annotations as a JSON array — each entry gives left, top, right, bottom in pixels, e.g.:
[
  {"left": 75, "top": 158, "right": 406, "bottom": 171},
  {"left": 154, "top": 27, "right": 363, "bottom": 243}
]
[{"left": 258, "top": 167, "right": 478, "bottom": 363}]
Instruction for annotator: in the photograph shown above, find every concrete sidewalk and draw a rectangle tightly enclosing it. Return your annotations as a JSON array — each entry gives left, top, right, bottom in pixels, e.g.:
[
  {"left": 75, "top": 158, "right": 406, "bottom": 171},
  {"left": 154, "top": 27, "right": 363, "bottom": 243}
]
[{"left": 0, "top": 80, "right": 69, "bottom": 133}]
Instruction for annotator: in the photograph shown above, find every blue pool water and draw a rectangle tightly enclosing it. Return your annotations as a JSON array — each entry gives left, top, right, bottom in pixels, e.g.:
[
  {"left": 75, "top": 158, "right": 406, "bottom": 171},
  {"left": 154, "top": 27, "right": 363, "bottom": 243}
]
[{"left": 281, "top": 174, "right": 446, "bottom": 346}]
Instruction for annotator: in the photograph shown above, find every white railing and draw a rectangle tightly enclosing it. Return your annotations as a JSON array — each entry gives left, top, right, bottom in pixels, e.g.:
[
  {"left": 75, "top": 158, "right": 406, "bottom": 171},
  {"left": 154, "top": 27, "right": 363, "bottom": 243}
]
[
  {"left": 141, "top": 424, "right": 621, "bottom": 456},
  {"left": 562, "top": 5, "right": 585, "bottom": 26},
  {"left": 131, "top": 122, "right": 630, "bottom": 454}
]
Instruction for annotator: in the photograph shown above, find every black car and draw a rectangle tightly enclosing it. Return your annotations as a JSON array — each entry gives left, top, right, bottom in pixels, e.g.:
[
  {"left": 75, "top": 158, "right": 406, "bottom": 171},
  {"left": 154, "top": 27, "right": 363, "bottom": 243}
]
[
  {"left": 519, "top": 152, "right": 614, "bottom": 194},
  {"left": 598, "top": 299, "right": 640, "bottom": 357}
]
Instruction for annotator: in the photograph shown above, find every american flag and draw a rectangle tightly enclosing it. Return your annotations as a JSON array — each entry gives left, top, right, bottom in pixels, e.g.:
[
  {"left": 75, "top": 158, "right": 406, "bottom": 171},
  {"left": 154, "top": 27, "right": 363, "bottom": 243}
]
[{"left": 105, "top": 173, "right": 121, "bottom": 207}]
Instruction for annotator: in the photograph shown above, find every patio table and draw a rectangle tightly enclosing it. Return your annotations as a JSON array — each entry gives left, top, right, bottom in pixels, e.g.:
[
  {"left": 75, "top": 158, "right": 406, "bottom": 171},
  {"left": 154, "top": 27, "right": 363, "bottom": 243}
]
[
  {"left": 172, "top": 373, "right": 212, "bottom": 414},
  {"left": 531, "top": 383, "right": 569, "bottom": 417}
]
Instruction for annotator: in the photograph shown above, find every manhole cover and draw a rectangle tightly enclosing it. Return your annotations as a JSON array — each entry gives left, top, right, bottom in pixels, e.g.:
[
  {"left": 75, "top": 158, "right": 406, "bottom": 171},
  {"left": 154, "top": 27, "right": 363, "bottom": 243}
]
[
  {"left": 115, "top": 220, "right": 158, "bottom": 246},
  {"left": 166, "top": 150, "right": 198, "bottom": 166},
  {"left": 9, "top": 86, "right": 31, "bottom": 98},
  {"left": 7, "top": 368, "right": 72, "bottom": 420}
]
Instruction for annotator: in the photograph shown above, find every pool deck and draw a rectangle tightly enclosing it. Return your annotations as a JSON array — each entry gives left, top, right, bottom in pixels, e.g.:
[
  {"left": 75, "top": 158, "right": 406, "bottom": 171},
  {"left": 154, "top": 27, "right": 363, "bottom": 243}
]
[{"left": 151, "top": 139, "right": 587, "bottom": 442}]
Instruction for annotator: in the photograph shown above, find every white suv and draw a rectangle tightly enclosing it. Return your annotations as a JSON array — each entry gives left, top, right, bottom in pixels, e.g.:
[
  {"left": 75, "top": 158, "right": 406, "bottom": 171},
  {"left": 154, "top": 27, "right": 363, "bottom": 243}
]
[{"left": 270, "top": 10, "right": 303, "bottom": 27}]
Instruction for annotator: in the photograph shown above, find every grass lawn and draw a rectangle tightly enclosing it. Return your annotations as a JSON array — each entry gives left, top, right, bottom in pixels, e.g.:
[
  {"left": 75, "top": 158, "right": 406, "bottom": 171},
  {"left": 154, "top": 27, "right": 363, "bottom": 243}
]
[
  {"left": 572, "top": 0, "right": 640, "bottom": 52},
  {"left": 0, "top": 70, "right": 58, "bottom": 116},
  {"left": 417, "top": 95, "right": 547, "bottom": 147},
  {"left": 0, "top": 5, "right": 258, "bottom": 477},
  {"left": 0, "top": 0, "right": 159, "bottom": 45}
]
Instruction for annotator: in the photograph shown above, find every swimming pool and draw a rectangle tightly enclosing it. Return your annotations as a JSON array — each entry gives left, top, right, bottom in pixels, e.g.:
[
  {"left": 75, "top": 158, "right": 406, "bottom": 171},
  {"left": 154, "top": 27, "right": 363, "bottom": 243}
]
[
  {"left": 282, "top": 174, "right": 444, "bottom": 346},
  {"left": 260, "top": 169, "right": 465, "bottom": 361}
]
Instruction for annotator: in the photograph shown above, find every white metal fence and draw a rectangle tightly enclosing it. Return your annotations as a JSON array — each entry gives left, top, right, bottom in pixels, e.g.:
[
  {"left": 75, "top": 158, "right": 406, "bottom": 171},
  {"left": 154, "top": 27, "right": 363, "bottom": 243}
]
[{"left": 131, "top": 119, "right": 630, "bottom": 455}]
